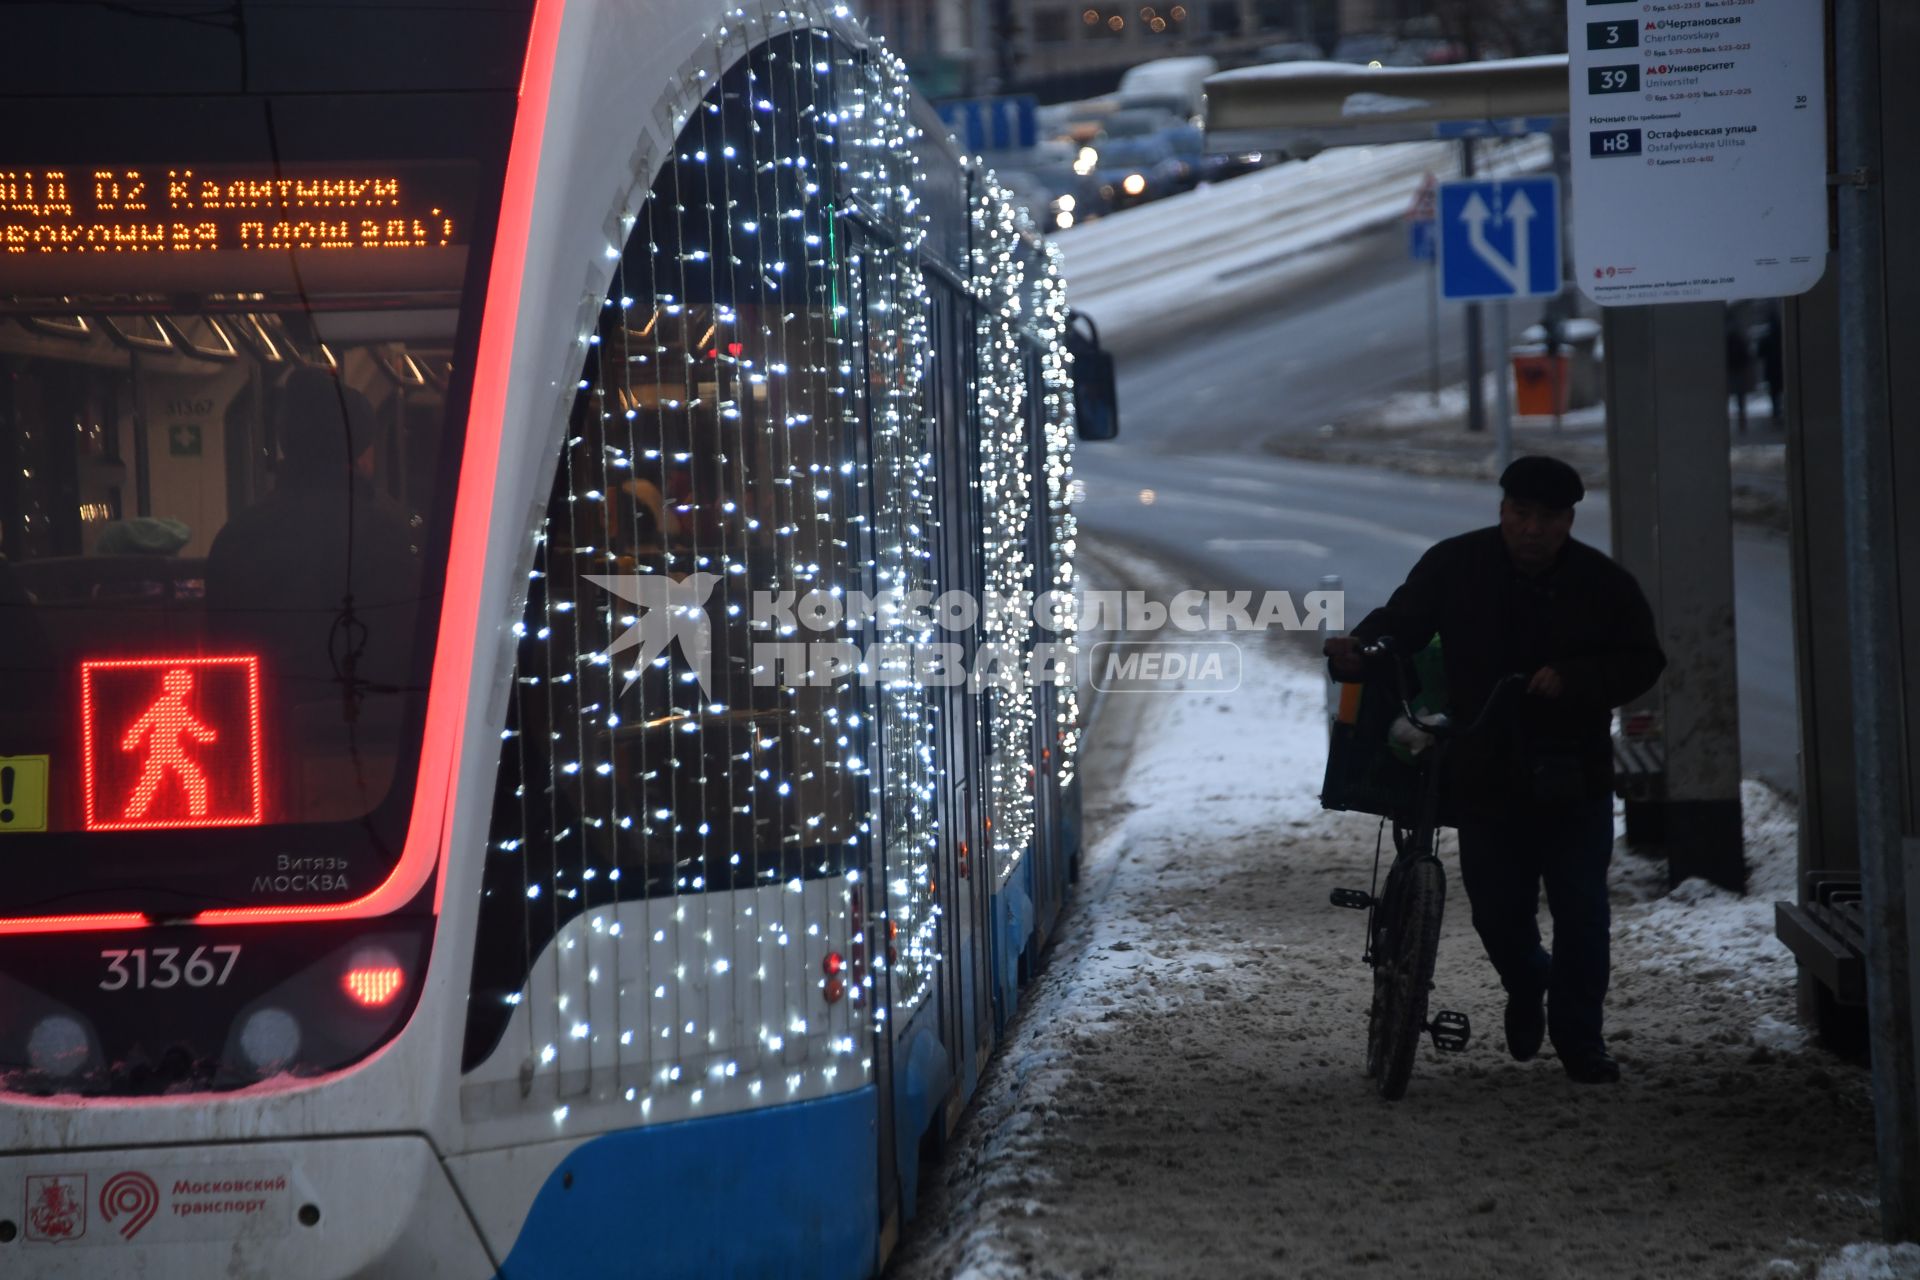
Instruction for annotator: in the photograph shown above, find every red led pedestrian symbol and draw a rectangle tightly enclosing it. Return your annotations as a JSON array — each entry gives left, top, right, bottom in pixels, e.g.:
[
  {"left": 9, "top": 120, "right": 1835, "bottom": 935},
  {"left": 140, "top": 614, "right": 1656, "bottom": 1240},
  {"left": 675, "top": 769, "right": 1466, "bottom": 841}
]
[
  {"left": 82, "top": 656, "right": 264, "bottom": 831},
  {"left": 122, "top": 670, "right": 218, "bottom": 819}
]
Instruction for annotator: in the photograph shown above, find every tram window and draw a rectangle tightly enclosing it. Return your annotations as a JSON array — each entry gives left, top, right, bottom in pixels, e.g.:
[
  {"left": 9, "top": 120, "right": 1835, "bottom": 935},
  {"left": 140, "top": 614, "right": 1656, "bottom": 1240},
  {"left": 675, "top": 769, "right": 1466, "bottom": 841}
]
[
  {"left": 468, "top": 32, "right": 875, "bottom": 1060},
  {"left": 0, "top": 313, "right": 454, "bottom": 826},
  {"left": 0, "top": 105, "right": 507, "bottom": 922}
]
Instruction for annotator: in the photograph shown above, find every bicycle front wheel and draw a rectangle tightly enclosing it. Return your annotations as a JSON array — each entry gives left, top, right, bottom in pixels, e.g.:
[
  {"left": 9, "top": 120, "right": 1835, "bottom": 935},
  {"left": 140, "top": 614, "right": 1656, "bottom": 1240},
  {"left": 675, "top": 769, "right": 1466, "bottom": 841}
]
[{"left": 1371, "top": 857, "right": 1446, "bottom": 1101}]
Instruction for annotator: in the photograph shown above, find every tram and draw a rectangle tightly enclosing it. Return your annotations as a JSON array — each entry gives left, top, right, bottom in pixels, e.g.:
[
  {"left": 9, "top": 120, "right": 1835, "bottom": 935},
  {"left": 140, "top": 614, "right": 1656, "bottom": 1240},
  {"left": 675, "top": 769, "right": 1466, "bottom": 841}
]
[{"left": 0, "top": 1, "right": 1109, "bottom": 1274}]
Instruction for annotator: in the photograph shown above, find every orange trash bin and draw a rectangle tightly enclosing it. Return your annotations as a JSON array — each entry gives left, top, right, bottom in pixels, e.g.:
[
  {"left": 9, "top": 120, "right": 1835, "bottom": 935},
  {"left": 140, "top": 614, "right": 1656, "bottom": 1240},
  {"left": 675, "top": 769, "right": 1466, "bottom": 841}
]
[{"left": 1512, "top": 352, "right": 1572, "bottom": 416}]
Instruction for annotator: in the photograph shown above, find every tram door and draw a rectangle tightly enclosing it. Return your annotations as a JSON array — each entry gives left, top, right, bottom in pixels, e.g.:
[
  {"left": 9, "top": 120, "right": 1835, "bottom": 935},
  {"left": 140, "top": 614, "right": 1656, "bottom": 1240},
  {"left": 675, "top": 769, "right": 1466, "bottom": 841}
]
[
  {"left": 926, "top": 279, "right": 993, "bottom": 1099},
  {"left": 1021, "top": 345, "right": 1066, "bottom": 940},
  {"left": 850, "top": 226, "right": 984, "bottom": 1232},
  {"left": 844, "top": 225, "right": 897, "bottom": 1240}
]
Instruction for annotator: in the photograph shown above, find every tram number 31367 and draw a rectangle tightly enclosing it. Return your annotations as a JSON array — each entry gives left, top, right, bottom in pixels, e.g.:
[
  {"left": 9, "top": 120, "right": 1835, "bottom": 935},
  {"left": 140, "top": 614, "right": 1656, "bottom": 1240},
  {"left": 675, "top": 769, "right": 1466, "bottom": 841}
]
[{"left": 99, "top": 945, "right": 242, "bottom": 991}]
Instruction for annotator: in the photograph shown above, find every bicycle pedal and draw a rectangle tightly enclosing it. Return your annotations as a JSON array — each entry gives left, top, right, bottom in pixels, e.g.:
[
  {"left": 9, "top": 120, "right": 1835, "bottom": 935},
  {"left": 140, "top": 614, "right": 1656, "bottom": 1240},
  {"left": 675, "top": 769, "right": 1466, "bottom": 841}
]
[
  {"left": 1428, "top": 1010, "right": 1471, "bottom": 1052},
  {"left": 1329, "top": 887, "right": 1374, "bottom": 910}
]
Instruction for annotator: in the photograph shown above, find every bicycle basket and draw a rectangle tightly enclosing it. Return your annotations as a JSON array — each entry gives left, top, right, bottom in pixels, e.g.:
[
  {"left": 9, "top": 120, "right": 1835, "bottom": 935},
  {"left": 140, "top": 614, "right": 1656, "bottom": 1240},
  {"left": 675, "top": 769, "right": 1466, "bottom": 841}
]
[{"left": 1319, "top": 641, "right": 1446, "bottom": 818}]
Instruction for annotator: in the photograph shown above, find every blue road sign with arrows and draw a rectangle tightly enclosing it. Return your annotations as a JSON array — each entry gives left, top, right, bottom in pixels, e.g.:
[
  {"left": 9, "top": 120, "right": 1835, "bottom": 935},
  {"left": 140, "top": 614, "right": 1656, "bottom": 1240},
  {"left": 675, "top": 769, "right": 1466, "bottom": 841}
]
[{"left": 1437, "top": 176, "right": 1561, "bottom": 302}]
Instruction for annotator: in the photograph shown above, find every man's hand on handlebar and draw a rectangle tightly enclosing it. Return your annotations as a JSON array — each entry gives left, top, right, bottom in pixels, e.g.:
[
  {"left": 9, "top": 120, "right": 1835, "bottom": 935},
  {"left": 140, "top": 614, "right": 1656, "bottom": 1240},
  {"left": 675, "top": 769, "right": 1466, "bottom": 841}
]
[
  {"left": 1527, "top": 666, "right": 1564, "bottom": 699},
  {"left": 1323, "top": 635, "right": 1367, "bottom": 681}
]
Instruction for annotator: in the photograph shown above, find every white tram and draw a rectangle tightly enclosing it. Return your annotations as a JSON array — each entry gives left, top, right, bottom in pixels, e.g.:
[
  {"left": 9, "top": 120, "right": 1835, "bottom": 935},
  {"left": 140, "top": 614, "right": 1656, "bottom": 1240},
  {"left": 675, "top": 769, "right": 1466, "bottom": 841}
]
[{"left": 0, "top": 0, "right": 1111, "bottom": 1274}]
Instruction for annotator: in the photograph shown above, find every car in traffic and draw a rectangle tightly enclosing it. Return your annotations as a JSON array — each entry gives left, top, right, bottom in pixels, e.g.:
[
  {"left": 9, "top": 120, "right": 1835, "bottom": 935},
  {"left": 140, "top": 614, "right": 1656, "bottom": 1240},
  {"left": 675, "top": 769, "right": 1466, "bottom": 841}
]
[
  {"left": 1038, "top": 95, "right": 1122, "bottom": 145},
  {"left": 1115, "top": 55, "right": 1218, "bottom": 123},
  {"left": 1074, "top": 107, "right": 1184, "bottom": 213}
]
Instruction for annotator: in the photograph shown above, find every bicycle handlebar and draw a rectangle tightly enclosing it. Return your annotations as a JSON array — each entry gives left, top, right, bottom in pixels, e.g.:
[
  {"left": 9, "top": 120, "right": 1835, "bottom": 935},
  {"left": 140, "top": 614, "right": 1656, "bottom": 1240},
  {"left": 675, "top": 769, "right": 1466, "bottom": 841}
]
[{"left": 1355, "top": 636, "right": 1527, "bottom": 740}]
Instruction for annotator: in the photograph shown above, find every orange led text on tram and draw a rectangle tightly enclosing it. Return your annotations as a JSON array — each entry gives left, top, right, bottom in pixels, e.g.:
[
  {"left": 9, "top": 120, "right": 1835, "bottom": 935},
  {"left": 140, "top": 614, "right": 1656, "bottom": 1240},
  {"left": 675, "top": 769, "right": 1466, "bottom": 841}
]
[{"left": 0, "top": 167, "right": 458, "bottom": 254}]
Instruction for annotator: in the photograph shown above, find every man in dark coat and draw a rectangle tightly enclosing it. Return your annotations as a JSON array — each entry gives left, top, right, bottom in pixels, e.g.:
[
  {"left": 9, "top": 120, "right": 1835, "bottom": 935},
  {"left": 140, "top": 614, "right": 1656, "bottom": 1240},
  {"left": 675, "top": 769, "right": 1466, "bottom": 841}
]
[{"left": 1322, "top": 456, "right": 1665, "bottom": 1083}]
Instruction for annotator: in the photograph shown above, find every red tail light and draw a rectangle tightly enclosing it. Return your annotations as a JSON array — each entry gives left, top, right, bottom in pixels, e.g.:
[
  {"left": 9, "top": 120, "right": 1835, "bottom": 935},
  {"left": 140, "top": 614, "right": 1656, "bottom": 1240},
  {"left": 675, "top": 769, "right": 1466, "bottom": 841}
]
[{"left": 342, "top": 951, "right": 406, "bottom": 1008}]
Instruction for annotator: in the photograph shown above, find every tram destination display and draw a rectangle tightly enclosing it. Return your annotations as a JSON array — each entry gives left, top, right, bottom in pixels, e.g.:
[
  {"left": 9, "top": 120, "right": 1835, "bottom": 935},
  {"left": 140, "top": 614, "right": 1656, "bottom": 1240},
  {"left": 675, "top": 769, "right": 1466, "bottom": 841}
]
[{"left": 0, "top": 163, "right": 471, "bottom": 294}]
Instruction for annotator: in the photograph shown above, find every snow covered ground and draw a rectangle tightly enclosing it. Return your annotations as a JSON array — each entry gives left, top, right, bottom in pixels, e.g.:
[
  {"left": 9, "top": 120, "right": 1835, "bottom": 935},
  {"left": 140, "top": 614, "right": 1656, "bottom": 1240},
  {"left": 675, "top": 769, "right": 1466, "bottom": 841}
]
[{"left": 887, "top": 593, "right": 1891, "bottom": 1278}]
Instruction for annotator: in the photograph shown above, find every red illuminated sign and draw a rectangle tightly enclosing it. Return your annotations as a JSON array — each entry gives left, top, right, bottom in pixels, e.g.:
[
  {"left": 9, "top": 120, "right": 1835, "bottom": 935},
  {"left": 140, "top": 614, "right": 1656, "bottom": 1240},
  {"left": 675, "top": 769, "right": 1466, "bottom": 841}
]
[{"left": 81, "top": 656, "right": 264, "bottom": 832}]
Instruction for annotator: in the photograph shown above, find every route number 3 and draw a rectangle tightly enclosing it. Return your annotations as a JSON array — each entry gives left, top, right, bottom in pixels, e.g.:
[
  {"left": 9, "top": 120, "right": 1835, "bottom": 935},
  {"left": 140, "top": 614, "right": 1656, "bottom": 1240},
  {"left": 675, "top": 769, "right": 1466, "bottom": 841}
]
[
  {"left": 100, "top": 945, "right": 241, "bottom": 990},
  {"left": 1585, "top": 20, "right": 1637, "bottom": 51}
]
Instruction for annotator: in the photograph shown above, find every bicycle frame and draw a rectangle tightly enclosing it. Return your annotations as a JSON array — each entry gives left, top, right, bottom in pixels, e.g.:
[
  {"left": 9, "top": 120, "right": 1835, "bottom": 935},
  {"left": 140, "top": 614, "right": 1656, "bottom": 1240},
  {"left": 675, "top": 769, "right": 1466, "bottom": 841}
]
[{"left": 1335, "top": 641, "right": 1528, "bottom": 1084}]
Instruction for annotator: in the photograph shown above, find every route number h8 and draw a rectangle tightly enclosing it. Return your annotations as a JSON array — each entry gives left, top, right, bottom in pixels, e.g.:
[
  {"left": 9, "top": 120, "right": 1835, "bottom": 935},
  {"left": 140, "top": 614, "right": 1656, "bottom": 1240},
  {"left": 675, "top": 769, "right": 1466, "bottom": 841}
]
[{"left": 100, "top": 945, "right": 242, "bottom": 990}]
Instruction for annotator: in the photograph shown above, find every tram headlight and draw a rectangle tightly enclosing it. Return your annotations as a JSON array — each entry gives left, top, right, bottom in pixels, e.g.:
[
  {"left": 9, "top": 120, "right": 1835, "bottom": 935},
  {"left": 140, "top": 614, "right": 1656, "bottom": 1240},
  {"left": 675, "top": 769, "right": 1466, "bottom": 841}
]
[
  {"left": 1054, "top": 193, "right": 1076, "bottom": 213},
  {"left": 1074, "top": 146, "right": 1098, "bottom": 176},
  {"left": 26, "top": 1015, "right": 92, "bottom": 1078},
  {"left": 1056, "top": 210, "right": 1076, "bottom": 229},
  {"left": 1122, "top": 173, "right": 1147, "bottom": 197},
  {"left": 239, "top": 1007, "right": 302, "bottom": 1073}
]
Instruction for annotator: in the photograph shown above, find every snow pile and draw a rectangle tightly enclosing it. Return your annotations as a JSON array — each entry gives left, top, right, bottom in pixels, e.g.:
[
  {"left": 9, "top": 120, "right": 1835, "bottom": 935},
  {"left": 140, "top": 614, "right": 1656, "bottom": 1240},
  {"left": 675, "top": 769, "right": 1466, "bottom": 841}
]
[
  {"left": 1814, "top": 1244, "right": 1920, "bottom": 1280},
  {"left": 1609, "top": 776, "right": 1813, "bottom": 1083},
  {"left": 889, "top": 640, "right": 1881, "bottom": 1280}
]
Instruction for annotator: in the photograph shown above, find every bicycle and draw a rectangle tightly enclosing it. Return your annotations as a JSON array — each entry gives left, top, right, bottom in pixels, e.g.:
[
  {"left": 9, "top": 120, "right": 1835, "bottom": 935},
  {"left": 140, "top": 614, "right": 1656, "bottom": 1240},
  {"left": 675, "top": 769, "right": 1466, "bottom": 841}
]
[{"left": 1328, "top": 638, "right": 1527, "bottom": 1101}]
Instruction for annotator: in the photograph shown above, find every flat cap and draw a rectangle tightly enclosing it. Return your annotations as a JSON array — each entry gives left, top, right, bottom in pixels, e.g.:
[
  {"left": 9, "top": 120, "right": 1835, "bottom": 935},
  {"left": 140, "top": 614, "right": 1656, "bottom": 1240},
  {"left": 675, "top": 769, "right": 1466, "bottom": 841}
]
[{"left": 1500, "top": 455, "right": 1585, "bottom": 509}]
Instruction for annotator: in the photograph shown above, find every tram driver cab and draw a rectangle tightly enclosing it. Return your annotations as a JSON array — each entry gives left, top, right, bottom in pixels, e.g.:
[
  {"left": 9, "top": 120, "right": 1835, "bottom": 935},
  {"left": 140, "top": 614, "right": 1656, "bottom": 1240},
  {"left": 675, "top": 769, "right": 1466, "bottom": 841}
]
[{"left": 0, "top": 142, "right": 483, "bottom": 1090}]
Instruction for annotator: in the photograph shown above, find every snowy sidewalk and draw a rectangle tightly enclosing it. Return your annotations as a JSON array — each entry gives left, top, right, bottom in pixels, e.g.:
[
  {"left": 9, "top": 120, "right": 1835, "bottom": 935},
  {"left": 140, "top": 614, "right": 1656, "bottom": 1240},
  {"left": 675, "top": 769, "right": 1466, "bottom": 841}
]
[{"left": 888, "top": 640, "right": 1894, "bottom": 1280}]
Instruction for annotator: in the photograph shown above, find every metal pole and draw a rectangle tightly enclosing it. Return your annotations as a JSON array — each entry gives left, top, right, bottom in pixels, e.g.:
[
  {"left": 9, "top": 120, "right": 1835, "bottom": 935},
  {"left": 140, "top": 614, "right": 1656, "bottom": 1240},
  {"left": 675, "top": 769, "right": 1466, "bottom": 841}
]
[
  {"left": 1492, "top": 298, "right": 1513, "bottom": 472},
  {"left": 1550, "top": 347, "right": 1564, "bottom": 435},
  {"left": 991, "top": 0, "right": 1015, "bottom": 93},
  {"left": 1428, "top": 252, "right": 1441, "bottom": 406},
  {"left": 1319, "top": 572, "right": 1343, "bottom": 725},
  {"left": 1834, "top": 0, "right": 1920, "bottom": 1240},
  {"left": 1461, "top": 138, "right": 1486, "bottom": 434},
  {"left": 966, "top": 0, "right": 989, "bottom": 95}
]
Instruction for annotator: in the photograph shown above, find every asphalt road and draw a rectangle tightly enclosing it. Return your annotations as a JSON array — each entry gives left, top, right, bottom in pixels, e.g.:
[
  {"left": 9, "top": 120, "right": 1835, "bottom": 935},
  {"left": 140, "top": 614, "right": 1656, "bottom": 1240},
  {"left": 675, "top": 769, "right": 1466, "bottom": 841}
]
[
  {"left": 1072, "top": 221, "right": 1800, "bottom": 794},
  {"left": 1096, "top": 224, "right": 1477, "bottom": 449}
]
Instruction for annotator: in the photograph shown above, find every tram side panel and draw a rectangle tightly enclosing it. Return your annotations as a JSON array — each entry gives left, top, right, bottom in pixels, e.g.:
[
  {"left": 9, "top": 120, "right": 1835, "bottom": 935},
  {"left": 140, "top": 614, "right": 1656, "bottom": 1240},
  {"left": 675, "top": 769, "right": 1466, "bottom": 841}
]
[
  {"left": 449, "top": 24, "right": 896, "bottom": 1276},
  {"left": 446, "top": 17, "right": 1080, "bottom": 1275}
]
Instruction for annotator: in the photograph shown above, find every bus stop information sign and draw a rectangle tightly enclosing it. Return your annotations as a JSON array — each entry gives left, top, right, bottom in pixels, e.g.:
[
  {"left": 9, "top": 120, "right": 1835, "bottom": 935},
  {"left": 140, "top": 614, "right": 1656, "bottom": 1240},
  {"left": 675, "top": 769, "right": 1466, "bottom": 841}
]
[{"left": 1567, "top": 0, "right": 1827, "bottom": 306}]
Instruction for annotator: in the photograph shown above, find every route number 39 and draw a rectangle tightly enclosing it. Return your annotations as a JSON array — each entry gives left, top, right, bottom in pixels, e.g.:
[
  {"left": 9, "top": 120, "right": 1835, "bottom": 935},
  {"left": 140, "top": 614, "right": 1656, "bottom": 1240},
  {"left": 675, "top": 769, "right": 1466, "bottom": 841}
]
[{"left": 100, "top": 946, "right": 241, "bottom": 990}]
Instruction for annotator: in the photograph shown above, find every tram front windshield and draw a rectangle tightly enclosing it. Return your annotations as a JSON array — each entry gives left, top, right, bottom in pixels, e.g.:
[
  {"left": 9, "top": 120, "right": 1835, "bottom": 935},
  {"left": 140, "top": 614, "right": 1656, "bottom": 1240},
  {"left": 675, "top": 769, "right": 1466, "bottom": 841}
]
[{"left": 0, "top": 107, "right": 498, "bottom": 923}]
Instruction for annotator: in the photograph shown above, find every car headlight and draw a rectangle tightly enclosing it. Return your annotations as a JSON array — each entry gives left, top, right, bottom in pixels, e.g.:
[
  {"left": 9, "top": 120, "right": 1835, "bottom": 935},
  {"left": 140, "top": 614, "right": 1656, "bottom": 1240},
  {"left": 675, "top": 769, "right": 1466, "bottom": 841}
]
[
  {"left": 1052, "top": 193, "right": 1076, "bottom": 213},
  {"left": 1055, "top": 210, "right": 1075, "bottom": 229},
  {"left": 1074, "top": 146, "right": 1098, "bottom": 176},
  {"left": 1122, "top": 173, "right": 1147, "bottom": 197}
]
